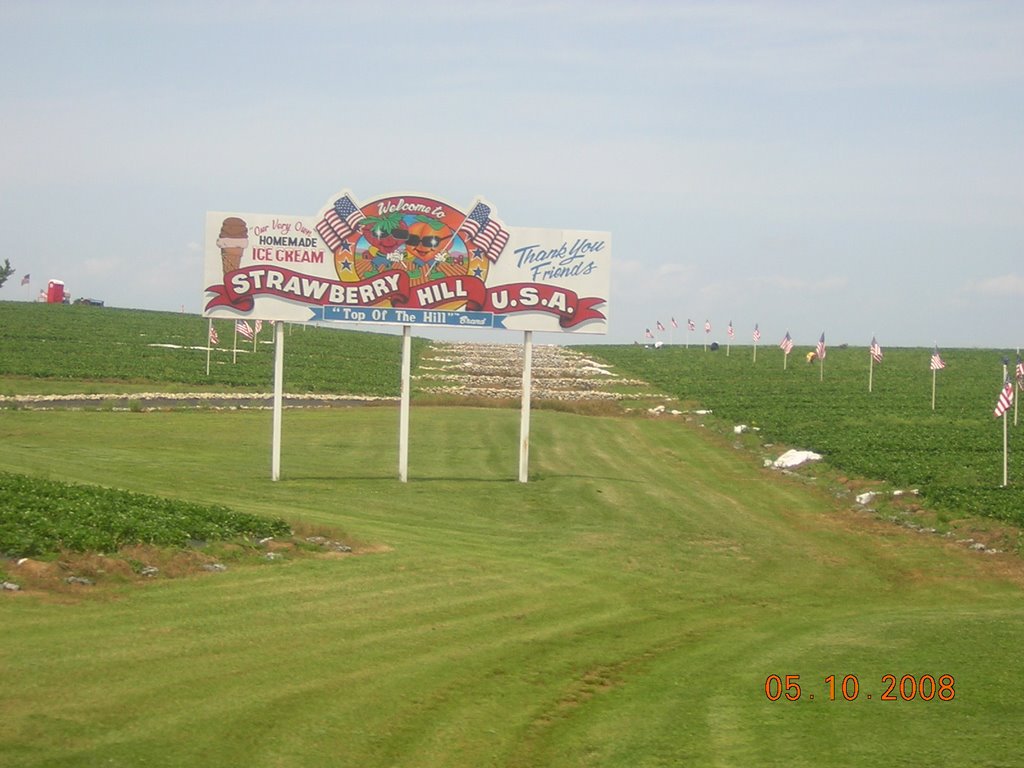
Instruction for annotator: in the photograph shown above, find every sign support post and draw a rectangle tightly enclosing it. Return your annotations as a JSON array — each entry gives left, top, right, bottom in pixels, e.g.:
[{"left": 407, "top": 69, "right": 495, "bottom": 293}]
[
  {"left": 399, "top": 325, "right": 411, "bottom": 483},
  {"left": 519, "top": 331, "right": 533, "bottom": 483},
  {"left": 271, "top": 320, "right": 284, "bottom": 481}
]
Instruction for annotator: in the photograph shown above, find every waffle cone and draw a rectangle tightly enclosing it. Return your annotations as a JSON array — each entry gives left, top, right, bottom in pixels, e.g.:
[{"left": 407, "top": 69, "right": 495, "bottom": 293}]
[{"left": 221, "top": 248, "right": 243, "bottom": 274}]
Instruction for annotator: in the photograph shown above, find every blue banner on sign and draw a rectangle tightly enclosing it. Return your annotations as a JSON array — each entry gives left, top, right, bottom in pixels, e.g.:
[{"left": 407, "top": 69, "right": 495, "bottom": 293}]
[{"left": 309, "top": 305, "right": 506, "bottom": 329}]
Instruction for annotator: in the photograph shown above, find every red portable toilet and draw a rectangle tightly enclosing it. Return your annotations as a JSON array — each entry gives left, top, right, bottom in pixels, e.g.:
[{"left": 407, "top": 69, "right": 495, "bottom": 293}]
[{"left": 46, "top": 280, "right": 66, "bottom": 303}]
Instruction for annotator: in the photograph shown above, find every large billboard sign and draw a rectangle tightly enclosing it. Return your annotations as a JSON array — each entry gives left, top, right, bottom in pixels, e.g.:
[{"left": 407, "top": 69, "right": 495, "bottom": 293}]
[{"left": 203, "top": 191, "right": 610, "bottom": 334}]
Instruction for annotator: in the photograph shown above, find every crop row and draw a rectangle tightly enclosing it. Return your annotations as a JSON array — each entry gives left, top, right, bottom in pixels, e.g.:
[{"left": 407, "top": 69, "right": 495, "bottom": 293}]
[
  {"left": 0, "top": 302, "right": 421, "bottom": 395},
  {"left": 0, "top": 471, "right": 291, "bottom": 557}
]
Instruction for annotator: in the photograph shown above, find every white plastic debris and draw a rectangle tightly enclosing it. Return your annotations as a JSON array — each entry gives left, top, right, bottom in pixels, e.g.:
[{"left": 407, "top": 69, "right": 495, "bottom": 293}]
[
  {"left": 855, "top": 491, "right": 877, "bottom": 506},
  {"left": 734, "top": 424, "right": 748, "bottom": 434},
  {"left": 772, "top": 449, "right": 823, "bottom": 468}
]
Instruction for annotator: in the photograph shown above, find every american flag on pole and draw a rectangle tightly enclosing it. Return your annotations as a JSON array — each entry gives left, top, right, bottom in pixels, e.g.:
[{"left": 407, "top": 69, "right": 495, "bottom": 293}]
[
  {"left": 644, "top": 328, "right": 654, "bottom": 339},
  {"left": 995, "top": 375, "right": 1015, "bottom": 418},
  {"left": 209, "top": 324, "right": 219, "bottom": 346},
  {"left": 687, "top": 319, "right": 696, "bottom": 331},
  {"left": 752, "top": 324, "right": 761, "bottom": 342},
  {"left": 316, "top": 194, "right": 365, "bottom": 252},
  {"left": 1016, "top": 355, "right": 1024, "bottom": 387},
  {"left": 254, "top": 319, "right": 263, "bottom": 336},
  {"left": 727, "top": 321, "right": 734, "bottom": 339},
  {"left": 870, "top": 337, "right": 883, "bottom": 363},
  {"left": 779, "top": 332, "right": 793, "bottom": 354},
  {"left": 816, "top": 333, "right": 827, "bottom": 360},
  {"left": 930, "top": 346, "right": 945, "bottom": 370},
  {"left": 671, "top": 317, "right": 678, "bottom": 329},
  {"left": 704, "top": 320, "right": 711, "bottom": 334},
  {"left": 656, "top": 320, "right": 666, "bottom": 332},
  {"left": 21, "top": 273, "right": 30, "bottom": 286},
  {"left": 236, "top": 319, "right": 254, "bottom": 340}
]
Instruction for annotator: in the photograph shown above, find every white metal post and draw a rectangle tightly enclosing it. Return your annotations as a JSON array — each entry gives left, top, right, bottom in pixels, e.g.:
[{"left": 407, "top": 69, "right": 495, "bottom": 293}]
[
  {"left": 519, "top": 331, "right": 533, "bottom": 483},
  {"left": 271, "top": 321, "right": 284, "bottom": 481},
  {"left": 399, "top": 325, "right": 411, "bottom": 483}
]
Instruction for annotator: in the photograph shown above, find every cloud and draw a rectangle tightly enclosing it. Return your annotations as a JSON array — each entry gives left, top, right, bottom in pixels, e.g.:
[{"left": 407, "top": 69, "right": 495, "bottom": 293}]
[
  {"left": 759, "top": 275, "right": 848, "bottom": 293},
  {"left": 82, "top": 257, "right": 124, "bottom": 275},
  {"left": 965, "top": 274, "right": 1024, "bottom": 298}
]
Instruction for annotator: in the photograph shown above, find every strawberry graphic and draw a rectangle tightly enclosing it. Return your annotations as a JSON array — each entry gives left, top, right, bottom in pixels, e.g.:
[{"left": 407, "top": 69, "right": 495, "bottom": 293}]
[{"left": 357, "top": 212, "right": 410, "bottom": 275}]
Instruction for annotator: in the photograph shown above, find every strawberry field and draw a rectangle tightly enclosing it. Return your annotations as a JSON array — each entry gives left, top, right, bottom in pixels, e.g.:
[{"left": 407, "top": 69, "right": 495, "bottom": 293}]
[
  {"left": 0, "top": 301, "right": 419, "bottom": 395},
  {"left": 583, "top": 342, "right": 1024, "bottom": 525},
  {"left": 0, "top": 471, "right": 290, "bottom": 556}
]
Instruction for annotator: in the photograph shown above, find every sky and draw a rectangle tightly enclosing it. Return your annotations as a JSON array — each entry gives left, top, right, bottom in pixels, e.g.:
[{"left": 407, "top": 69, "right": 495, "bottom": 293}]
[{"left": 1, "top": 0, "right": 1022, "bottom": 349}]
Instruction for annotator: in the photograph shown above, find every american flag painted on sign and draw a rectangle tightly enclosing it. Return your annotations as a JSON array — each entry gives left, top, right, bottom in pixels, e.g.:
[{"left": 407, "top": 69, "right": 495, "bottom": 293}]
[
  {"left": 316, "top": 194, "right": 365, "bottom": 251},
  {"left": 457, "top": 202, "right": 508, "bottom": 262},
  {"left": 995, "top": 376, "right": 1014, "bottom": 418},
  {"left": 458, "top": 202, "right": 491, "bottom": 241},
  {"left": 475, "top": 219, "right": 509, "bottom": 262}
]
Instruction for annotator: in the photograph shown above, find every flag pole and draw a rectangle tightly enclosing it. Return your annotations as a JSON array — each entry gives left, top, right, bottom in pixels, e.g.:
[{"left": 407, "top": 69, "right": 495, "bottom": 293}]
[
  {"left": 206, "top": 319, "right": 213, "bottom": 376},
  {"left": 931, "top": 369, "right": 936, "bottom": 411},
  {"left": 869, "top": 352, "right": 874, "bottom": 393},
  {"left": 753, "top": 341, "right": 757, "bottom": 364},
  {"left": 1004, "top": 407, "right": 1009, "bottom": 487},
  {"left": 1015, "top": 348, "right": 1020, "bottom": 427},
  {"left": 1002, "top": 359, "right": 1009, "bottom": 487},
  {"left": 233, "top": 323, "right": 239, "bottom": 364}
]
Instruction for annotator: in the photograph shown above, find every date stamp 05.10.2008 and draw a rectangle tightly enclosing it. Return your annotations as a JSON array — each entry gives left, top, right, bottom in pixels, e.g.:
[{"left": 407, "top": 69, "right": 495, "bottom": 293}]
[{"left": 764, "top": 674, "right": 955, "bottom": 702}]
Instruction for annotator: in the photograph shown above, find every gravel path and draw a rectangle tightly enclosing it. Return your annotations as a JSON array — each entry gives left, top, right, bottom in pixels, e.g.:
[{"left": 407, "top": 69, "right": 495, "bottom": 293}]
[{"left": 415, "top": 342, "right": 648, "bottom": 401}]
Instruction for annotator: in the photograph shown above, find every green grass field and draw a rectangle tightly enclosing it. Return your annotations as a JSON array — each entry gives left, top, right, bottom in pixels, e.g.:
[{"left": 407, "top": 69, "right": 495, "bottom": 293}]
[
  {"left": 3, "top": 302, "right": 1024, "bottom": 766},
  {"left": 2, "top": 406, "right": 1024, "bottom": 766}
]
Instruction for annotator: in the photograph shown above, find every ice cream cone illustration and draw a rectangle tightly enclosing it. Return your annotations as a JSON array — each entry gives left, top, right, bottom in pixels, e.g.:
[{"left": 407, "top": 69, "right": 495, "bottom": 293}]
[{"left": 216, "top": 217, "right": 248, "bottom": 274}]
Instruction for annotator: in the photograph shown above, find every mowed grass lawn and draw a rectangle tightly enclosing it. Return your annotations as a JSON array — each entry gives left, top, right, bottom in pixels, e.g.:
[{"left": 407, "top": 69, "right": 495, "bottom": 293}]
[{"left": 2, "top": 405, "right": 1024, "bottom": 767}]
